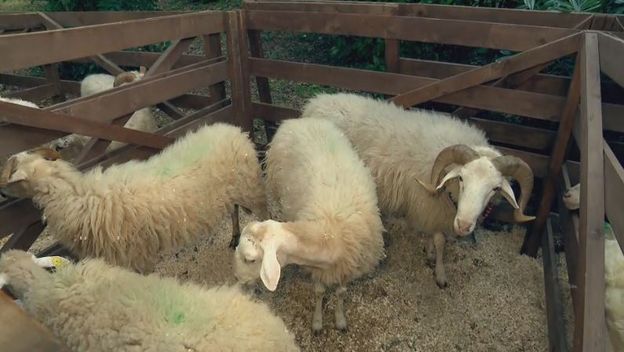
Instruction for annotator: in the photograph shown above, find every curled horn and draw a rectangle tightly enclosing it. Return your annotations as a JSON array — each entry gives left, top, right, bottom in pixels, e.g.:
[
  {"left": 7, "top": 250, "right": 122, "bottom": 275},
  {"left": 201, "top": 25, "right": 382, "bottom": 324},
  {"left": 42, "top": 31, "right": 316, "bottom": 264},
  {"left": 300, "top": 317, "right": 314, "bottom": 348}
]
[
  {"left": 430, "top": 144, "right": 480, "bottom": 186},
  {"left": 113, "top": 72, "right": 138, "bottom": 87},
  {"left": 491, "top": 155, "right": 536, "bottom": 223}
]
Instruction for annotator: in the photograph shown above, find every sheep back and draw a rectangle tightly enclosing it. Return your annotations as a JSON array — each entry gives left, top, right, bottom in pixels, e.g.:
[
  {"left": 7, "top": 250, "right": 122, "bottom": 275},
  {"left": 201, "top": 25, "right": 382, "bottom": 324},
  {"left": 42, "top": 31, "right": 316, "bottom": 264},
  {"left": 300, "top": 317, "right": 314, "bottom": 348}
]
[
  {"left": 40, "top": 123, "right": 266, "bottom": 273},
  {"left": 301, "top": 93, "right": 490, "bottom": 234},
  {"left": 265, "top": 117, "right": 384, "bottom": 285},
  {"left": 1, "top": 252, "right": 298, "bottom": 352}
]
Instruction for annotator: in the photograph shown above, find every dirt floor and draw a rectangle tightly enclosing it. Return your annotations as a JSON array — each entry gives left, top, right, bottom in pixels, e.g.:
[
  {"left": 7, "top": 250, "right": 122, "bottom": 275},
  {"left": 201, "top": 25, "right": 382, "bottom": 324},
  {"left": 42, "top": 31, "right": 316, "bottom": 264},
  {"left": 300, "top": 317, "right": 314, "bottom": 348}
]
[
  {"left": 1, "top": 193, "right": 554, "bottom": 352},
  {"left": 151, "top": 211, "right": 549, "bottom": 352}
]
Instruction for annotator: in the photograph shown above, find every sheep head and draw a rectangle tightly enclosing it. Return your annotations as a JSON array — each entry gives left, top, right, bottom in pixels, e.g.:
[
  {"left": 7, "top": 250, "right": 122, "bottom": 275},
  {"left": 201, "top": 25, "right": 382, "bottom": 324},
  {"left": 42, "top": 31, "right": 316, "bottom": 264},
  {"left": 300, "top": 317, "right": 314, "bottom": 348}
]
[
  {"left": 113, "top": 68, "right": 144, "bottom": 88},
  {"left": 0, "top": 147, "right": 62, "bottom": 199},
  {"left": 233, "top": 220, "right": 288, "bottom": 292},
  {"left": 0, "top": 250, "right": 68, "bottom": 299},
  {"left": 420, "top": 144, "right": 535, "bottom": 236},
  {"left": 562, "top": 183, "right": 580, "bottom": 210}
]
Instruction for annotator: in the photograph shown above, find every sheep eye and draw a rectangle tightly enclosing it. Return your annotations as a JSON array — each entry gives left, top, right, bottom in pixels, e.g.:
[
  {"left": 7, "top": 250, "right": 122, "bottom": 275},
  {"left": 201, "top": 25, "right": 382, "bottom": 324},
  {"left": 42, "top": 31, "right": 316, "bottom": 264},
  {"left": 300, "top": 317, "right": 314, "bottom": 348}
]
[
  {"left": 458, "top": 176, "right": 463, "bottom": 182},
  {"left": 44, "top": 157, "right": 55, "bottom": 161},
  {"left": 244, "top": 258, "right": 256, "bottom": 264}
]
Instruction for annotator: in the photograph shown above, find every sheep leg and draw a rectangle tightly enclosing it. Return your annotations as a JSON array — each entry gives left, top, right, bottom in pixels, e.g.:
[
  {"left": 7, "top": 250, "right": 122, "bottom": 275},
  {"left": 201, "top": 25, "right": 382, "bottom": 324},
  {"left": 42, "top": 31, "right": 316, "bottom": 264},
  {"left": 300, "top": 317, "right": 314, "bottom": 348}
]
[
  {"left": 228, "top": 205, "right": 241, "bottom": 249},
  {"left": 433, "top": 232, "right": 448, "bottom": 288},
  {"left": 312, "top": 281, "right": 325, "bottom": 333},
  {"left": 334, "top": 285, "right": 348, "bottom": 331},
  {"left": 425, "top": 236, "right": 436, "bottom": 268}
]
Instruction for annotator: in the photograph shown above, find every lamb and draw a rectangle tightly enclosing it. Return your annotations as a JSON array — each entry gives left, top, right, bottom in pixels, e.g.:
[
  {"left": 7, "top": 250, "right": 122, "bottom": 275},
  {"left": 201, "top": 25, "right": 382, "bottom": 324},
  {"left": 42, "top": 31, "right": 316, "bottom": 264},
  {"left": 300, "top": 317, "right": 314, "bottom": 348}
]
[
  {"left": 301, "top": 93, "right": 535, "bottom": 287},
  {"left": 0, "top": 250, "right": 299, "bottom": 352},
  {"left": 0, "top": 123, "right": 268, "bottom": 273},
  {"left": 233, "top": 117, "right": 385, "bottom": 332},
  {"left": 563, "top": 183, "right": 623, "bottom": 352}
]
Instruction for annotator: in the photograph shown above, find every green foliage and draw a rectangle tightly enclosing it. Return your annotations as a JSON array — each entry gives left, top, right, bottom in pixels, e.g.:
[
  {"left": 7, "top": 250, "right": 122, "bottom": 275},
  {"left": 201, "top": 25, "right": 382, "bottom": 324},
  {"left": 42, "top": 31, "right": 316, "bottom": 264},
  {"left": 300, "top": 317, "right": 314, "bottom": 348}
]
[
  {"left": 43, "top": 0, "right": 157, "bottom": 11},
  {"left": 543, "top": 0, "right": 602, "bottom": 12}
]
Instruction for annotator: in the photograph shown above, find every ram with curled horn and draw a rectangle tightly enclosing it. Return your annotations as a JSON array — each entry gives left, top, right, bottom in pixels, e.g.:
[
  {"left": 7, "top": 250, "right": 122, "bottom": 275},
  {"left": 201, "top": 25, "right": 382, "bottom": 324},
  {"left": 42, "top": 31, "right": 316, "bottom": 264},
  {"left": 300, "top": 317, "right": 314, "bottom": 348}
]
[{"left": 301, "top": 92, "right": 536, "bottom": 288}]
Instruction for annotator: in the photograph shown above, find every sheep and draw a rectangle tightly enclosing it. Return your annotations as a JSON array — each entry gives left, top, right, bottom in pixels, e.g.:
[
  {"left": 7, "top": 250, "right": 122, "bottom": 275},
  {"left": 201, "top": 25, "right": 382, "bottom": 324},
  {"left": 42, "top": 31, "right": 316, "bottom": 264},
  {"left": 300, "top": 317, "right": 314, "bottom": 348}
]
[
  {"left": 54, "top": 67, "right": 158, "bottom": 153},
  {"left": 0, "top": 249, "right": 299, "bottom": 352},
  {"left": 0, "top": 122, "right": 268, "bottom": 273},
  {"left": 301, "top": 93, "right": 535, "bottom": 288},
  {"left": 233, "top": 117, "right": 385, "bottom": 332},
  {"left": 563, "top": 183, "right": 622, "bottom": 352}
]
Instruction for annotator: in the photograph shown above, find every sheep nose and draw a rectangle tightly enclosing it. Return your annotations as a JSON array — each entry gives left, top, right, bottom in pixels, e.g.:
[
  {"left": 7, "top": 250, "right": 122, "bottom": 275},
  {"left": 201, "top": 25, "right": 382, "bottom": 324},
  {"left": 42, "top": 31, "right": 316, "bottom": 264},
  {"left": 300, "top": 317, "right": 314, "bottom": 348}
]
[{"left": 454, "top": 218, "right": 473, "bottom": 236}]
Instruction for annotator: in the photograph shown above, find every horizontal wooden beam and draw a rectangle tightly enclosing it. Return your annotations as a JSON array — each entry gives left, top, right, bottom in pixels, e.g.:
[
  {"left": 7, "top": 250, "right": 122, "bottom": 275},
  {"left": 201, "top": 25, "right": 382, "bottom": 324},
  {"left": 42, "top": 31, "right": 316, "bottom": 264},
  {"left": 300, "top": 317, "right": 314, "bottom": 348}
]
[
  {"left": 70, "top": 51, "right": 205, "bottom": 69},
  {"left": 249, "top": 58, "right": 624, "bottom": 131},
  {"left": 0, "top": 60, "right": 228, "bottom": 157},
  {"left": 0, "top": 13, "right": 43, "bottom": 31},
  {"left": 400, "top": 58, "right": 565, "bottom": 96},
  {"left": 250, "top": 58, "right": 563, "bottom": 119},
  {"left": 4, "top": 84, "right": 57, "bottom": 102},
  {"left": 0, "top": 101, "right": 172, "bottom": 149},
  {"left": 243, "top": 1, "right": 593, "bottom": 29},
  {"left": 0, "top": 11, "right": 225, "bottom": 71},
  {"left": 390, "top": 33, "right": 580, "bottom": 108},
  {"left": 245, "top": 10, "right": 576, "bottom": 51}
]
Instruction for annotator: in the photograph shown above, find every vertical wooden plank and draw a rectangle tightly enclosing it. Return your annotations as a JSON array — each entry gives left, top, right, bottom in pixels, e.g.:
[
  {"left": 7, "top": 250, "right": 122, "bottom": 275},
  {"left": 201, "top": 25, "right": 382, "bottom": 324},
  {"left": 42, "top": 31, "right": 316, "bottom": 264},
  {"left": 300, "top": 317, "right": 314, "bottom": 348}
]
[
  {"left": 574, "top": 32, "right": 606, "bottom": 352},
  {"left": 248, "top": 29, "right": 273, "bottom": 104},
  {"left": 543, "top": 216, "right": 570, "bottom": 352},
  {"left": 43, "top": 64, "right": 63, "bottom": 99},
  {"left": 204, "top": 33, "right": 227, "bottom": 103},
  {"left": 226, "top": 11, "right": 253, "bottom": 132},
  {"left": 521, "top": 51, "right": 580, "bottom": 257}
]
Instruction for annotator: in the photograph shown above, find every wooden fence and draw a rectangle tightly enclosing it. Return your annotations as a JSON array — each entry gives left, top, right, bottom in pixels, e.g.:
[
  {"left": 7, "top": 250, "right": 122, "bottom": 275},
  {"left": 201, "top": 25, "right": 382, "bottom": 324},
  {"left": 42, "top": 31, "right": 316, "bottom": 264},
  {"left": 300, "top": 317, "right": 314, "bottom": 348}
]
[{"left": 0, "top": 2, "right": 623, "bottom": 351}]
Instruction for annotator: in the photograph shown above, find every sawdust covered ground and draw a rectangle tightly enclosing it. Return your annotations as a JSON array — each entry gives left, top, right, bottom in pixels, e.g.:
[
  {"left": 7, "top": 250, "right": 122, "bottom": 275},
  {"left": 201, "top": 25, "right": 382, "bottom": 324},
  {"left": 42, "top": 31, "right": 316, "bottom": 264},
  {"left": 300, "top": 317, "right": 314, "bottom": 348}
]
[{"left": 152, "top": 212, "right": 548, "bottom": 352}]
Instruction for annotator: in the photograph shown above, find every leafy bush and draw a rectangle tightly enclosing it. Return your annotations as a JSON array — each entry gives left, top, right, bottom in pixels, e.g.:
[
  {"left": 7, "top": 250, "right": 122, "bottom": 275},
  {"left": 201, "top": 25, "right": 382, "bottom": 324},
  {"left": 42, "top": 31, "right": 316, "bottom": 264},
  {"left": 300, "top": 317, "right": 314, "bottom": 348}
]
[{"left": 43, "top": 0, "right": 157, "bottom": 11}]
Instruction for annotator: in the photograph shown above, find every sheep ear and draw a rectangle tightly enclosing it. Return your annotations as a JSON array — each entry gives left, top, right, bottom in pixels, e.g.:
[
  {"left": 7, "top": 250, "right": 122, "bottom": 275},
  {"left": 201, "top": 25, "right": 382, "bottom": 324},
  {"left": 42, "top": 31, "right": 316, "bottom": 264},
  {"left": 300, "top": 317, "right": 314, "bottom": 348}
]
[
  {"left": 436, "top": 167, "right": 461, "bottom": 191},
  {"left": 8, "top": 169, "right": 27, "bottom": 183},
  {"left": 259, "top": 240, "right": 281, "bottom": 292},
  {"left": 500, "top": 179, "right": 519, "bottom": 209}
]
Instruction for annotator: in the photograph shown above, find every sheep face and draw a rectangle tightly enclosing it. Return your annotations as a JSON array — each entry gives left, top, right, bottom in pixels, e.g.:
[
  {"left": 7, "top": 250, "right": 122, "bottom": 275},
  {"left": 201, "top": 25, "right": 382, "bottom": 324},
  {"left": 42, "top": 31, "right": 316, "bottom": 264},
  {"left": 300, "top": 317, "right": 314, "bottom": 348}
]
[
  {"left": 0, "top": 148, "right": 62, "bottom": 199},
  {"left": 234, "top": 220, "right": 285, "bottom": 292},
  {"left": 563, "top": 183, "right": 580, "bottom": 210},
  {"left": 438, "top": 157, "right": 518, "bottom": 236}
]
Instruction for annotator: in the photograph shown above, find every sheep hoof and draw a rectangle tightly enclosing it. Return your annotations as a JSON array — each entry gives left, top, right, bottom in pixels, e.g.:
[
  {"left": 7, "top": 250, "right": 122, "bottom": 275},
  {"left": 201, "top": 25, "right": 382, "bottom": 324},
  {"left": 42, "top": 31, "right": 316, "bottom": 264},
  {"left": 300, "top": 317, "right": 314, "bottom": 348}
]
[
  {"left": 335, "top": 320, "right": 348, "bottom": 332},
  {"left": 436, "top": 279, "right": 448, "bottom": 289},
  {"left": 312, "top": 326, "right": 323, "bottom": 335},
  {"left": 228, "top": 236, "right": 239, "bottom": 249}
]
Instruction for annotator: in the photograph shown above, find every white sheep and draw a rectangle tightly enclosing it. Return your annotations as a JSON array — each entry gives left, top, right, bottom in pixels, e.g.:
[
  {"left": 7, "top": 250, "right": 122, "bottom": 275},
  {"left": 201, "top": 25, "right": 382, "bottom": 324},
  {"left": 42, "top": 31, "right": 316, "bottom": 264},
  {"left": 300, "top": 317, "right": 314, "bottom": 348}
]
[
  {"left": 0, "top": 250, "right": 299, "bottom": 352},
  {"left": 0, "top": 123, "right": 268, "bottom": 273},
  {"left": 301, "top": 93, "right": 535, "bottom": 287},
  {"left": 233, "top": 117, "right": 385, "bottom": 332},
  {"left": 59, "top": 68, "right": 158, "bottom": 153},
  {"left": 563, "top": 183, "right": 623, "bottom": 352}
]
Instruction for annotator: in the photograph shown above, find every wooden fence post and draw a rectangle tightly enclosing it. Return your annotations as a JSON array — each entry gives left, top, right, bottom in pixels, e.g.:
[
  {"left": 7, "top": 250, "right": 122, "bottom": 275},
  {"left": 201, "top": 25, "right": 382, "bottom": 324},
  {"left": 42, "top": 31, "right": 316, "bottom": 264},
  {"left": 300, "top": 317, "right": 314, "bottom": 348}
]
[
  {"left": 226, "top": 11, "right": 253, "bottom": 132},
  {"left": 573, "top": 31, "right": 606, "bottom": 352}
]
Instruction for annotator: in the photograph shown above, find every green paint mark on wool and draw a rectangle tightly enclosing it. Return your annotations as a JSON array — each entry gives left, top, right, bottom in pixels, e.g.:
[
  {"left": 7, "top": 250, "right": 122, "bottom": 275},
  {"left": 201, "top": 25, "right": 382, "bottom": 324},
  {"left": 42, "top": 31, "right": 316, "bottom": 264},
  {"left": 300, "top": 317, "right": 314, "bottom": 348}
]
[
  {"left": 150, "top": 138, "right": 214, "bottom": 179},
  {"left": 170, "top": 311, "right": 185, "bottom": 325}
]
